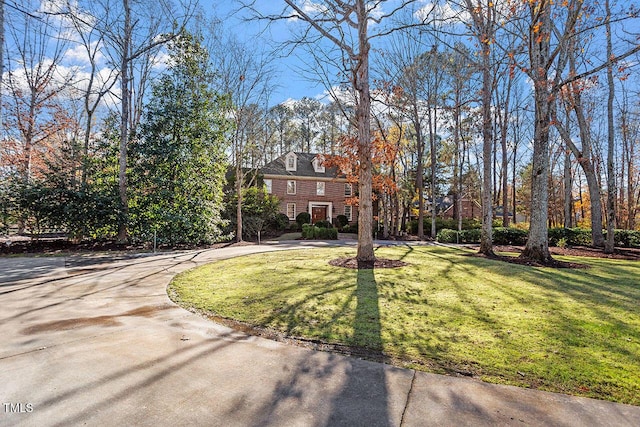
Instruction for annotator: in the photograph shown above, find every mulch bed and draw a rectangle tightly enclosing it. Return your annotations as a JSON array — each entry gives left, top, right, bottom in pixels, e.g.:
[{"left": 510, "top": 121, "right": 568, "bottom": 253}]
[
  {"left": 467, "top": 244, "right": 640, "bottom": 269},
  {"left": 329, "top": 257, "right": 409, "bottom": 269}
]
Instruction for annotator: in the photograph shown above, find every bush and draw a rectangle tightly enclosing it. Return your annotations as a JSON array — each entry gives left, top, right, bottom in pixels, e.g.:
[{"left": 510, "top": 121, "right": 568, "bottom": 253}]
[
  {"left": 408, "top": 217, "right": 481, "bottom": 235},
  {"left": 612, "top": 229, "right": 640, "bottom": 248},
  {"left": 296, "top": 212, "right": 311, "bottom": 227},
  {"left": 270, "top": 213, "right": 290, "bottom": 231},
  {"left": 341, "top": 224, "right": 358, "bottom": 234},
  {"left": 549, "top": 227, "right": 592, "bottom": 247},
  {"left": 314, "top": 220, "right": 332, "bottom": 228},
  {"left": 336, "top": 214, "right": 349, "bottom": 228},
  {"left": 548, "top": 227, "right": 568, "bottom": 246},
  {"left": 493, "top": 227, "right": 528, "bottom": 245},
  {"left": 567, "top": 228, "right": 593, "bottom": 246},
  {"left": 458, "top": 228, "right": 481, "bottom": 243},
  {"left": 301, "top": 224, "right": 338, "bottom": 240},
  {"left": 436, "top": 229, "right": 458, "bottom": 243}
]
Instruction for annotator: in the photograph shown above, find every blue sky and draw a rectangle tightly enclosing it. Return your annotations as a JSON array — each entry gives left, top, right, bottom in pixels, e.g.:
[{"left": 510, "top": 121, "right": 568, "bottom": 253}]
[
  {"left": 211, "top": 1, "right": 332, "bottom": 105},
  {"left": 210, "top": 1, "right": 436, "bottom": 106}
]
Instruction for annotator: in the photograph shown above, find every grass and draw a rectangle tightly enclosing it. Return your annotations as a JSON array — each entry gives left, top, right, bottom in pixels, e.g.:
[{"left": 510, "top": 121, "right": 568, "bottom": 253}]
[{"left": 168, "top": 245, "right": 640, "bottom": 405}]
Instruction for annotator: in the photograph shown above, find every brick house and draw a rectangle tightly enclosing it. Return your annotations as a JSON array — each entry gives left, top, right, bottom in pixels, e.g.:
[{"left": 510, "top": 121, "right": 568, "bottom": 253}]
[
  {"left": 261, "top": 152, "right": 357, "bottom": 225},
  {"left": 440, "top": 195, "right": 482, "bottom": 219}
]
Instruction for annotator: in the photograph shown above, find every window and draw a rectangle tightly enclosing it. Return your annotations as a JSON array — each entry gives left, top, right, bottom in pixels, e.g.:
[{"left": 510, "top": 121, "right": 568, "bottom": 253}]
[
  {"left": 345, "top": 183, "right": 353, "bottom": 197},
  {"left": 287, "top": 180, "right": 296, "bottom": 195},
  {"left": 313, "top": 156, "right": 325, "bottom": 173},
  {"left": 287, "top": 203, "right": 296, "bottom": 220},
  {"left": 316, "top": 181, "right": 325, "bottom": 196},
  {"left": 344, "top": 205, "right": 353, "bottom": 221},
  {"left": 285, "top": 153, "right": 297, "bottom": 171},
  {"left": 264, "top": 179, "right": 272, "bottom": 194}
]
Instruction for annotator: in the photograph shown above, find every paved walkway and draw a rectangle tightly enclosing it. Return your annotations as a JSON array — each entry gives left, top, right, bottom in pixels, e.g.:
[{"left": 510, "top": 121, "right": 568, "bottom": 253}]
[{"left": 1, "top": 241, "right": 638, "bottom": 426}]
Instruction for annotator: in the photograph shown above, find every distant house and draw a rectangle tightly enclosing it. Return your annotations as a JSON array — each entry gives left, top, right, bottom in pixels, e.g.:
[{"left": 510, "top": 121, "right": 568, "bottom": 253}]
[
  {"left": 261, "top": 152, "right": 357, "bottom": 224},
  {"left": 440, "top": 195, "right": 482, "bottom": 220}
]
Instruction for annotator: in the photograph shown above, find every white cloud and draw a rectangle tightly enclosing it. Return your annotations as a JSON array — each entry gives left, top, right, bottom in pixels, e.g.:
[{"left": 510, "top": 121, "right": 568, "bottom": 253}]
[
  {"left": 415, "top": 1, "right": 469, "bottom": 24},
  {"left": 62, "top": 41, "right": 106, "bottom": 67}
]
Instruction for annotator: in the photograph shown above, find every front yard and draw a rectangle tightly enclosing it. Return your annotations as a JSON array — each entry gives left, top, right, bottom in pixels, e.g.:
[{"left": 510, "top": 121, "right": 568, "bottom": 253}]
[{"left": 168, "top": 245, "right": 640, "bottom": 405}]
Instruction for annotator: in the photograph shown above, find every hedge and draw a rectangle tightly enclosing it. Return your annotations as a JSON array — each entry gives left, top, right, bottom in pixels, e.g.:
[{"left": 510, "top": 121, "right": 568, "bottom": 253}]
[
  {"left": 408, "top": 217, "right": 481, "bottom": 236},
  {"left": 548, "top": 228, "right": 593, "bottom": 247},
  {"left": 493, "top": 227, "right": 528, "bottom": 245},
  {"left": 610, "top": 229, "right": 640, "bottom": 248},
  {"left": 301, "top": 224, "right": 338, "bottom": 240}
]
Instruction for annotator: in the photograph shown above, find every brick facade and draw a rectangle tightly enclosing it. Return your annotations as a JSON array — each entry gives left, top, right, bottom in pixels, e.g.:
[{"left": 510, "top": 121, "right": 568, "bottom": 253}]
[
  {"left": 267, "top": 177, "right": 358, "bottom": 223},
  {"left": 261, "top": 152, "right": 358, "bottom": 224}
]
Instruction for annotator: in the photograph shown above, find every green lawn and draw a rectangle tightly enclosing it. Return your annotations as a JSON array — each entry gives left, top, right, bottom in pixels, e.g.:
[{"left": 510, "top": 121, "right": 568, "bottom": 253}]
[{"left": 168, "top": 245, "right": 640, "bottom": 405}]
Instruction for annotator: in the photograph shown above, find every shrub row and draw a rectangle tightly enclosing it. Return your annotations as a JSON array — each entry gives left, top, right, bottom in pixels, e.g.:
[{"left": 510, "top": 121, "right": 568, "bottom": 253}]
[
  {"left": 301, "top": 224, "right": 338, "bottom": 240},
  {"left": 435, "top": 226, "right": 640, "bottom": 248},
  {"left": 548, "top": 228, "right": 592, "bottom": 246},
  {"left": 613, "top": 229, "right": 640, "bottom": 248},
  {"left": 436, "top": 227, "right": 527, "bottom": 245},
  {"left": 408, "top": 218, "right": 482, "bottom": 236}
]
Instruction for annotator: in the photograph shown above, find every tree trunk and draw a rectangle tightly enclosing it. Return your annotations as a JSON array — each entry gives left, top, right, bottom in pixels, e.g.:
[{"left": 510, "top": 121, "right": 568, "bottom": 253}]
[
  {"left": 430, "top": 110, "right": 438, "bottom": 239},
  {"left": 479, "top": 51, "right": 494, "bottom": 255},
  {"left": 414, "top": 107, "right": 425, "bottom": 240},
  {"left": 454, "top": 97, "right": 462, "bottom": 232},
  {"left": 117, "top": 0, "right": 132, "bottom": 243},
  {"left": 522, "top": 83, "right": 552, "bottom": 262},
  {"left": 355, "top": 0, "right": 374, "bottom": 263},
  {"left": 604, "top": 0, "right": 615, "bottom": 253},
  {"left": 500, "top": 71, "right": 512, "bottom": 227},
  {"left": 563, "top": 146, "right": 573, "bottom": 228},
  {"left": 0, "top": 0, "right": 4, "bottom": 136}
]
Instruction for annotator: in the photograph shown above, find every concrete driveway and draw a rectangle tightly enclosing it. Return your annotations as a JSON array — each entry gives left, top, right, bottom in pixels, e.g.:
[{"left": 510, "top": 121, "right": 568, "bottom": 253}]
[{"left": 1, "top": 241, "right": 639, "bottom": 426}]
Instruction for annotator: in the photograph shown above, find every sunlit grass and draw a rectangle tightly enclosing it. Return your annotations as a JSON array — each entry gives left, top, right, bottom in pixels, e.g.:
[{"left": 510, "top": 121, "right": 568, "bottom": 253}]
[{"left": 168, "top": 245, "right": 640, "bottom": 405}]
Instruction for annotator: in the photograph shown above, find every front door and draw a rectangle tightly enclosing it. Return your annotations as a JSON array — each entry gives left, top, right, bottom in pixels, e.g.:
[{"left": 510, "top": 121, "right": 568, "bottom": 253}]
[{"left": 312, "top": 206, "right": 327, "bottom": 224}]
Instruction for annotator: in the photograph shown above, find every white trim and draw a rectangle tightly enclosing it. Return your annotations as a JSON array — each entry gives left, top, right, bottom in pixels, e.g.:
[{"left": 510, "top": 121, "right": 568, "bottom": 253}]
[
  {"left": 285, "top": 152, "right": 297, "bottom": 171},
  {"left": 313, "top": 155, "right": 325, "bottom": 173},
  {"left": 287, "top": 180, "right": 296, "bottom": 195},
  {"left": 263, "top": 174, "right": 349, "bottom": 183},
  {"left": 316, "top": 181, "right": 325, "bottom": 196},
  {"left": 308, "top": 201, "right": 333, "bottom": 223},
  {"left": 344, "top": 205, "right": 353, "bottom": 221},
  {"left": 345, "top": 183, "right": 353, "bottom": 196},
  {"left": 286, "top": 203, "right": 296, "bottom": 220}
]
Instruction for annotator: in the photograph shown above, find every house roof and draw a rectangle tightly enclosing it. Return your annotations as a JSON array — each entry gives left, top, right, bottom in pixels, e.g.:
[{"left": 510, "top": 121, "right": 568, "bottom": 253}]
[{"left": 261, "top": 152, "right": 341, "bottom": 179}]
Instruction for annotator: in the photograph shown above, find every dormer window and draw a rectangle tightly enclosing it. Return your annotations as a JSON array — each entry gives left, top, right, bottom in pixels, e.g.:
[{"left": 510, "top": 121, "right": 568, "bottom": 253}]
[
  {"left": 313, "top": 155, "right": 325, "bottom": 173},
  {"left": 285, "top": 152, "right": 297, "bottom": 172}
]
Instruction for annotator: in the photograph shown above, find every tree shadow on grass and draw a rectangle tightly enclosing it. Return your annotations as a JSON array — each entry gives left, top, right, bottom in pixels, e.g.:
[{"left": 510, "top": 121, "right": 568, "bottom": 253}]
[{"left": 325, "top": 265, "right": 392, "bottom": 426}]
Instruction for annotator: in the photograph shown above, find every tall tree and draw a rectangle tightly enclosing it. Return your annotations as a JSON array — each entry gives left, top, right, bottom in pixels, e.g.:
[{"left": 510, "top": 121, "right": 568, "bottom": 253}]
[
  {"left": 94, "top": 0, "right": 194, "bottom": 242},
  {"left": 3, "top": 1, "right": 74, "bottom": 182},
  {"left": 131, "top": 31, "right": 230, "bottom": 244},
  {"left": 463, "top": 0, "right": 498, "bottom": 255},
  {"left": 63, "top": 1, "right": 119, "bottom": 186},
  {"left": 208, "top": 29, "right": 274, "bottom": 243},
  {"left": 257, "top": 1, "right": 394, "bottom": 262},
  {"left": 382, "top": 28, "right": 431, "bottom": 239},
  {"left": 517, "top": 0, "right": 640, "bottom": 261},
  {"left": 604, "top": 0, "right": 616, "bottom": 253},
  {"left": 293, "top": 97, "right": 322, "bottom": 152}
]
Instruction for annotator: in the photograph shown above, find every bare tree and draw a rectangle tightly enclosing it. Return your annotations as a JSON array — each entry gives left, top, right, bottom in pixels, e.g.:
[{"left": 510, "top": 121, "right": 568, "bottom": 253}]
[
  {"left": 381, "top": 28, "right": 431, "bottom": 240},
  {"left": 247, "top": 1, "right": 425, "bottom": 263},
  {"left": 516, "top": 0, "right": 640, "bottom": 261},
  {"left": 60, "top": 1, "right": 119, "bottom": 186},
  {"left": 462, "top": 0, "right": 499, "bottom": 255},
  {"left": 3, "top": 2, "right": 75, "bottom": 182},
  {"left": 208, "top": 29, "right": 275, "bottom": 243},
  {"left": 604, "top": 0, "right": 616, "bottom": 253},
  {"left": 293, "top": 97, "right": 322, "bottom": 152},
  {"left": 93, "top": 0, "right": 194, "bottom": 242}
]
